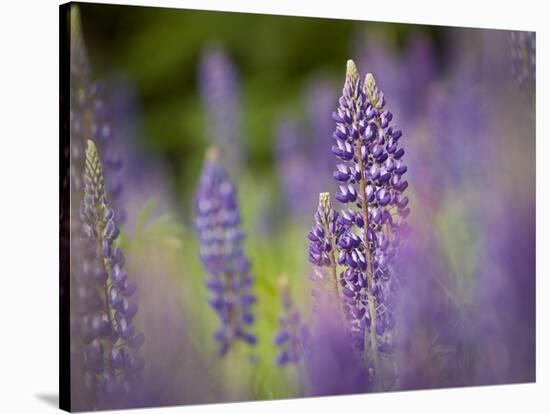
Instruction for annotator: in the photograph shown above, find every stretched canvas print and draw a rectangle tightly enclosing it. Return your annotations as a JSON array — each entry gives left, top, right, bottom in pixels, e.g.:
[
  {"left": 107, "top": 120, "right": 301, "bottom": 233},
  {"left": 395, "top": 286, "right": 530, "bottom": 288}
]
[{"left": 59, "top": 2, "right": 536, "bottom": 412}]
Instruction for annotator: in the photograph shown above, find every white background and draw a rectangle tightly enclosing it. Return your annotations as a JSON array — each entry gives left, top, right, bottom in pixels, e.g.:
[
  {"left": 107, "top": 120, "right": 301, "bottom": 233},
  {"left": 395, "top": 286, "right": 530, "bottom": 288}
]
[{"left": 0, "top": 0, "right": 547, "bottom": 412}]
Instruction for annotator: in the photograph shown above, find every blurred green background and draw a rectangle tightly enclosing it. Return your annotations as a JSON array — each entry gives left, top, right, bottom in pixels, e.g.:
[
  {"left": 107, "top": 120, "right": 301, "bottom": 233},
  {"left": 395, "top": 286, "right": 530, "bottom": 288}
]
[{"left": 78, "top": 2, "right": 443, "bottom": 198}]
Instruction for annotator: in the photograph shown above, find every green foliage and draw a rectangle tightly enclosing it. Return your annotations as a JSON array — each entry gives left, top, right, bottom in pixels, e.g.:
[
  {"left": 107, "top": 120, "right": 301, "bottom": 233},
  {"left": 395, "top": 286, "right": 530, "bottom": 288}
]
[
  {"left": 435, "top": 188, "right": 482, "bottom": 306},
  {"left": 119, "top": 188, "right": 312, "bottom": 398}
]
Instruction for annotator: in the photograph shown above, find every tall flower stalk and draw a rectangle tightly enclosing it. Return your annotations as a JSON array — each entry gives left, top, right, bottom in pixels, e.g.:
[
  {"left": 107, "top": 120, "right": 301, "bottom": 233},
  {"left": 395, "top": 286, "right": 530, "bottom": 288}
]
[
  {"left": 70, "top": 8, "right": 125, "bottom": 223},
  {"left": 275, "top": 116, "right": 316, "bottom": 218},
  {"left": 306, "top": 79, "right": 338, "bottom": 176},
  {"left": 198, "top": 45, "right": 244, "bottom": 172},
  {"left": 194, "top": 147, "right": 256, "bottom": 356},
  {"left": 273, "top": 276, "right": 308, "bottom": 366},
  {"left": 76, "top": 140, "right": 144, "bottom": 408},
  {"left": 309, "top": 60, "right": 409, "bottom": 389}
]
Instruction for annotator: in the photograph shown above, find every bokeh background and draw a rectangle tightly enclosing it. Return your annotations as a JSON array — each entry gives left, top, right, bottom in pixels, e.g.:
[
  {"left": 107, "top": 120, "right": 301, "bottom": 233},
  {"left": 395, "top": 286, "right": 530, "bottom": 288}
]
[{"left": 70, "top": 2, "right": 535, "bottom": 410}]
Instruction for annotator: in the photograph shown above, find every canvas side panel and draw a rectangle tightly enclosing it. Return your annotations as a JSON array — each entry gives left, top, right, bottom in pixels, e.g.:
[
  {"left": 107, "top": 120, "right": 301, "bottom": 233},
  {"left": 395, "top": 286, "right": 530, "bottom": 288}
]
[{"left": 59, "top": 2, "right": 71, "bottom": 412}]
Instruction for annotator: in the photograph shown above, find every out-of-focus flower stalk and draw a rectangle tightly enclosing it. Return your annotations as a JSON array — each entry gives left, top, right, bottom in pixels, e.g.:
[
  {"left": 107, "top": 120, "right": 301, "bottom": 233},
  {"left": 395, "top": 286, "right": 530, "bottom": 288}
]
[
  {"left": 273, "top": 276, "right": 309, "bottom": 366},
  {"left": 70, "top": 8, "right": 125, "bottom": 223},
  {"left": 306, "top": 79, "right": 338, "bottom": 175},
  {"left": 77, "top": 140, "right": 144, "bottom": 408},
  {"left": 509, "top": 31, "right": 536, "bottom": 91},
  {"left": 275, "top": 116, "right": 316, "bottom": 218},
  {"left": 198, "top": 45, "right": 244, "bottom": 172},
  {"left": 194, "top": 147, "right": 256, "bottom": 356}
]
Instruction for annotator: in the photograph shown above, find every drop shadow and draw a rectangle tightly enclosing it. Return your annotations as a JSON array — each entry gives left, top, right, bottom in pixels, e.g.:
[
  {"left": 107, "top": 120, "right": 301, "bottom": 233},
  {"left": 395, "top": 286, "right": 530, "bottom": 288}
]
[{"left": 35, "top": 393, "right": 59, "bottom": 408}]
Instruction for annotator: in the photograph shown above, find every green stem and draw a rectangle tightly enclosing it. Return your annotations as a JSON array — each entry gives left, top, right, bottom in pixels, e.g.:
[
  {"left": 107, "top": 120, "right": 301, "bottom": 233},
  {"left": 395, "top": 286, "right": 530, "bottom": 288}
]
[
  {"left": 357, "top": 147, "right": 381, "bottom": 389},
  {"left": 297, "top": 341, "right": 311, "bottom": 397},
  {"left": 95, "top": 219, "right": 115, "bottom": 378},
  {"left": 322, "top": 221, "right": 347, "bottom": 327}
]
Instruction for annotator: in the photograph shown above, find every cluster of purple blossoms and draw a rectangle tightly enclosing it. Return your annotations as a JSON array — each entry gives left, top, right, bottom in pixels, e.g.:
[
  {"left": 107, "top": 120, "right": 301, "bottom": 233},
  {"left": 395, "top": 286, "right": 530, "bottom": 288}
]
[
  {"left": 75, "top": 140, "right": 144, "bottom": 407},
  {"left": 198, "top": 45, "right": 244, "bottom": 172},
  {"left": 308, "top": 193, "right": 340, "bottom": 267},
  {"left": 273, "top": 277, "right": 309, "bottom": 366},
  {"left": 509, "top": 31, "right": 536, "bottom": 90},
  {"left": 70, "top": 12, "right": 125, "bottom": 223},
  {"left": 194, "top": 148, "right": 256, "bottom": 356},
  {"left": 332, "top": 61, "right": 409, "bottom": 353},
  {"left": 309, "top": 60, "right": 409, "bottom": 379},
  {"left": 307, "top": 193, "right": 344, "bottom": 315}
]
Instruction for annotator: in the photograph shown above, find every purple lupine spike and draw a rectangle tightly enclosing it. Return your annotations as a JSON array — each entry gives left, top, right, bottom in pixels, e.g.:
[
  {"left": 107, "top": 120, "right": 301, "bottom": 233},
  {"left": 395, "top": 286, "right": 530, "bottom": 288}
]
[
  {"left": 70, "top": 12, "right": 125, "bottom": 224},
  {"left": 509, "top": 31, "right": 536, "bottom": 90},
  {"left": 198, "top": 45, "right": 244, "bottom": 172},
  {"left": 78, "top": 140, "right": 144, "bottom": 407},
  {"left": 308, "top": 192, "right": 341, "bottom": 268},
  {"left": 275, "top": 116, "right": 317, "bottom": 218},
  {"left": 307, "top": 193, "right": 347, "bottom": 314},
  {"left": 402, "top": 33, "right": 437, "bottom": 120},
  {"left": 406, "top": 33, "right": 436, "bottom": 93},
  {"left": 328, "top": 60, "right": 409, "bottom": 380},
  {"left": 273, "top": 276, "right": 309, "bottom": 366},
  {"left": 194, "top": 147, "right": 256, "bottom": 356},
  {"left": 306, "top": 78, "right": 339, "bottom": 176}
]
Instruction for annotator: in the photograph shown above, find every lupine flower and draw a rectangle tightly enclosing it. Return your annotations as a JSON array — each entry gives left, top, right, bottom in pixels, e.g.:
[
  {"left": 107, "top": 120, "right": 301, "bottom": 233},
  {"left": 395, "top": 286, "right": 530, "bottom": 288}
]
[
  {"left": 198, "top": 45, "right": 244, "bottom": 172},
  {"left": 306, "top": 194, "right": 370, "bottom": 394},
  {"left": 70, "top": 9, "right": 125, "bottom": 223},
  {"left": 274, "top": 80, "right": 336, "bottom": 221},
  {"left": 306, "top": 78, "right": 338, "bottom": 176},
  {"left": 328, "top": 60, "right": 409, "bottom": 378},
  {"left": 402, "top": 33, "right": 437, "bottom": 121},
  {"left": 273, "top": 276, "right": 308, "bottom": 366},
  {"left": 194, "top": 147, "right": 256, "bottom": 356},
  {"left": 275, "top": 116, "right": 317, "bottom": 218},
  {"left": 421, "top": 51, "right": 488, "bottom": 197},
  {"left": 76, "top": 140, "right": 144, "bottom": 408},
  {"left": 509, "top": 31, "right": 536, "bottom": 90},
  {"left": 307, "top": 193, "right": 343, "bottom": 311}
]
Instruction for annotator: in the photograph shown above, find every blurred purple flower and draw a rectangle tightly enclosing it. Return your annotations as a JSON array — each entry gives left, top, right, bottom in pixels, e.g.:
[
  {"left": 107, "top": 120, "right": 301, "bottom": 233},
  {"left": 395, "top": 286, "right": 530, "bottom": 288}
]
[
  {"left": 401, "top": 33, "right": 438, "bottom": 120},
  {"left": 198, "top": 45, "right": 244, "bottom": 171},
  {"left": 70, "top": 17, "right": 125, "bottom": 224},
  {"left": 356, "top": 30, "right": 438, "bottom": 125},
  {"left": 275, "top": 115, "right": 318, "bottom": 218},
  {"left": 306, "top": 78, "right": 338, "bottom": 175},
  {"left": 304, "top": 308, "right": 369, "bottom": 396},
  {"left": 273, "top": 277, "right": 309, "bottom": 366},
  {"left": 273, "top": 79, "right": 336, "bottom": 222},
  {"left": 105, "top": 75, "right": 174, "bottom": 230},
  {"left": 194, "top": 147, "right": 256, "bottom": 356},
  {"left": 69, "top": 12, "right": 132, "bottom": 409},
  {"left": 356, "top": 31, "right": 401, "bottom": 107},
  {"left": 509, "top": 31, "right": 536, "bottom": 90}
]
